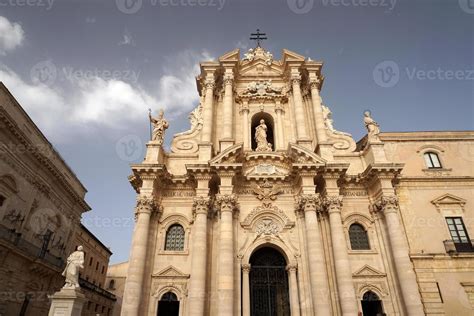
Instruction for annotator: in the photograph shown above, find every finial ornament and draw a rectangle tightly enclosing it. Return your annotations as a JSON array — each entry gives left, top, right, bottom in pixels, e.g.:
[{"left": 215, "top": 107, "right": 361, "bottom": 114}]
[
  {"left": 61, "top": 245, "right": 84, "bottom": 289},
  {"left": 149, "top": 109, "right": 169, "bottom": 144},
  {"left": 249, "top": 28, "right": 267, "bottom": 47},
  {"left": 364, "top": 110, "right": 381, "bottom": 141}
]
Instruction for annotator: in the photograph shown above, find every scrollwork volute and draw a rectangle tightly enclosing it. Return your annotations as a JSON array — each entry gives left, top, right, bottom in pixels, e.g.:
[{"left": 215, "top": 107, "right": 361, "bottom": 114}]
[
  {"left": 215, "top": 194, "right": 238, "bottom": 213},
  {"left": 323, "top": 195, "right": 344, "bottom": 214},
  {"left": 204, "top": 78, "right": 215, "bottom": 90},
  {"left": 135, "top": 195, "right": 159, "bottom": 220},
  {"left": 192, "top": 196, "right": 210, "bottom": 216},
  {"left": 373, "top": 195, "right": 399, "bottom": 214}
]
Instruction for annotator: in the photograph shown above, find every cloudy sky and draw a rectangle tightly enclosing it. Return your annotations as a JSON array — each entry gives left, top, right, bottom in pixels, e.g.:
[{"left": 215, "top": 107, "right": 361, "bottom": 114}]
[{"left": 0, "top": 0, "right": 472, "bottom": 263}]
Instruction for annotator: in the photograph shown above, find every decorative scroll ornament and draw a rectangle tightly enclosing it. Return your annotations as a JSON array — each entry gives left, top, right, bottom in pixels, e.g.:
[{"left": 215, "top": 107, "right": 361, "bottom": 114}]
[
  {"left": 297, "top": 194, "right": 322, "bottom": 212},
  {"left": 251, "top": 180, "right": 283, "bottom": 201},
  {"left": 372, "top": 195, "right": 399, "bottom": 213},
  {"left": 255, "top": 219, "right": 281, "bottom": 237},
  {"left": 323, "top": 195, "right": 344, "bottom": 213},
  {"left": 192, "top": 196, "right": 210, "bottom": 216},
  {"left": 322, "top": 105, "right": 352, "bottom": 137},
  {"left": 215, "top": 194, "right": 238, "bottom": 213},
  {"left": 149, "top": 109, "right": 169, "bottom": 145},
  {"left": 170, "top": 103, "right": 203, "bottom": 154},
  {"left": 242, "top": 47, "right": 273, "bottom": 65},
  {"left": 364, "top": 110, "right": 381, "bottom": 141}
]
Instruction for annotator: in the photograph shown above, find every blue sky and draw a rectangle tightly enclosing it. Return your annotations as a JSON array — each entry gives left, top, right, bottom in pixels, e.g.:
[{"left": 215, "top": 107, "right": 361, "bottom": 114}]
[{"left": 0, "top": 0, "right": 472, "bottom": 263}]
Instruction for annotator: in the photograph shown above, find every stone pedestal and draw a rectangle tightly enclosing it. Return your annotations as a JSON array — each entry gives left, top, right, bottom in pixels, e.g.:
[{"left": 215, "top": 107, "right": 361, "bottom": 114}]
[
  {"left": 144, "top": 141, "right": 165, "bottom": 163},
  {"left": 48, "top": 288, "right": 86, "bottom": 316}
]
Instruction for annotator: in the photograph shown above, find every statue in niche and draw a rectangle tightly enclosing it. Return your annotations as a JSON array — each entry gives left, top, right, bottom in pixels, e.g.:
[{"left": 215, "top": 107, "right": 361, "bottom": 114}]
[
  {"left": 364, "top": 110, "right": 381, "bottom": 141},
  {"left": 255, "top": 119, "right": 272, "bottom": 151},
  {"left": 62, "top": 245, "right": 84, "bottom": 289},
  {"left": 149, "top": 109, "right": 169, "bottom": 144}
]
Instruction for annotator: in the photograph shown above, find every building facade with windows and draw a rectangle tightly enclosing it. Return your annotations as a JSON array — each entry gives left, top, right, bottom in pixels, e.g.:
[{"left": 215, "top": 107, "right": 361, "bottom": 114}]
[
  {"left": 118, "top": 47, "right": 474, "bottom": 316},
  {"left": 0, "top": 83, "right": 91, "bottom": 315},
  {"left": 74, "top": 224, "right": 116, "bottom": 316}
]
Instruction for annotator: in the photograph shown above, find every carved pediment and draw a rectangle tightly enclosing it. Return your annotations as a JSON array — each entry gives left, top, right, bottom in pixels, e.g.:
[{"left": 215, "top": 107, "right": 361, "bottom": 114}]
[
  {"left": 431, "top": 194, "right": 467, "bottom": 208},
  {"left": 288, "top": 143, "right": 326, "bottom": 166},
  {"left": 209, "top": 143, "right": 244, "bottom": 165},
  {"left": 241, "top": 204, "right": 294, "bottom": 230},
  {"left": 353, "top": 265, "right": 386, "bottom": 278},
  {"left": 219, "top": 48, "right": 240, "bottom": 63},
  {"left": 152, "top": 266, "right": 190, "bottom": 279}
]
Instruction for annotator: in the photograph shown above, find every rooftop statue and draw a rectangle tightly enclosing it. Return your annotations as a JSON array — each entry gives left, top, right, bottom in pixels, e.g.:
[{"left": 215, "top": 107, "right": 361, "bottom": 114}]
[{"left": 149, "top": 109, "right": 169, "bottom": 145}]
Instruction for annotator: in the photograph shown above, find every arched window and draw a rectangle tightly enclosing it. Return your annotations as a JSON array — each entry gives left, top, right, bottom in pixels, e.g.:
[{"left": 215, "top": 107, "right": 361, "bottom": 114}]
[
  {"left": 165, "top": 224, "right": 185, "bottom": 251},
  {"left": 161, "top": 292, "right": 178, "bottom": 302},
  {"left": 361, "top": 291, "right": 384, "bottom": 315},
  {"left": 349, "top": 223, "right": 370, "bottom": 250},
  {"left": 108, "top": 279, "right": 115, "bottom": 290},
  {"left": 424, "top": 152, "right": 442, "bottom": 169}
]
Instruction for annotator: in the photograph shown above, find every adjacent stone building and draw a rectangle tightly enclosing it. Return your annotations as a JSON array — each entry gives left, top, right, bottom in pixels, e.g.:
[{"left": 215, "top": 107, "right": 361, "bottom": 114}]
[
  {"left": 117, "top": 46, "right": 473, "bottom": 316},
  {"left": 0, "top": 83, "right": 90, "bottom": 315},
  {"left": 74, "top": 224, "right": 116, "bottom": 316}
]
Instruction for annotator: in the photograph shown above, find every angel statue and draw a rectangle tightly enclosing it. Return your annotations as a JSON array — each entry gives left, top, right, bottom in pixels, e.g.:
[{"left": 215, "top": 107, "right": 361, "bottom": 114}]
[
  {"left": 255, "top": 119, "right": 272, "bottom": 151},
  {"left": 62, "top": 245, "right": 84, "bottom": 288},
  {"left": 149, "top": 109, "right": 169, "bottom": 145},
  {"left": 364, "top": 110, "right": 381, "bottom": 141}
]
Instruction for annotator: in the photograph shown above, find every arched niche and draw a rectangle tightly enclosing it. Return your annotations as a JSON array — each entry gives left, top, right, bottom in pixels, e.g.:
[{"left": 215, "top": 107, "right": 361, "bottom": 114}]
[{"left": 251, "top": 112, "right": 275, "bottom": 151}]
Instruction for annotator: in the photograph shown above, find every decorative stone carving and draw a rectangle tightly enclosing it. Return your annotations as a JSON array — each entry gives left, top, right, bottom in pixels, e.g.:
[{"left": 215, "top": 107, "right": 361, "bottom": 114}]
[
  {"left": 372, "top": 195, "right": 399, "bottom": 214},
  {"left": 286, "top": 264, "right": 298, "bottom": 273},
  {"left": 192, "top": 196, "right": 210, "bottom": 216},
  {"left": 323, "top": 195, "right": 344, "bottom": 213},
  {"left": 135, "top": 195, "right": 158, "bottom": 219},
  {"left": 238, "top": 79, "right": 285, "bottom": 102},
  {"left": 149, "top": 109, "right": 169, "bottom": 144},
  {"left": 62, "top": 246, "right": 84, "bottom": 289},
  {"left": 241, "top": 204, "right": 294, "bottom": 230},
  {"left": 255, "top": 119, "right": 273, "bottom": 151},
  {"left": 242, "top": 47, "right": 273, "bottom": 65},
  {"left": 251, "top": 180, "right": 283, "bottom": 201},
  {"left": 364, "top": 110, "right": 381, "bottom": 141},
  {"left": 296, "top": 194, "right": 322, "bottom": 212},
  {"left": 241, "top": 263, "right": 251, "bottom": 273},
  {"left": 322, "top": 105, "right": 351, "bottom": 137},
  {"left": 215, "top": 194, "right": 238, "bottom": 213},
  {"left": 255, "top": 219, "right": 281, "bottom": 237}
]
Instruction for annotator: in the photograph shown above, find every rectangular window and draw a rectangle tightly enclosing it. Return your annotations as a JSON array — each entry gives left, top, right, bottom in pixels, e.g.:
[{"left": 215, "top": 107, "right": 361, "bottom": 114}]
[
  {"left": 424, "top": 152, "right": 442, "bottom": 168},
  {"left": 446, "top": 217, "right": 472, "bottom": 252},
  {"left": 89, "top": 257, "right": 93, "bottom": 266}
]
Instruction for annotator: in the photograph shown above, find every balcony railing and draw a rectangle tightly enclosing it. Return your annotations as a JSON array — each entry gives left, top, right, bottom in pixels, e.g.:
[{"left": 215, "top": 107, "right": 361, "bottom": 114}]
[
  {"left": 79, "top": 277, "right": 117, "bottom": 301},
  {"left": 0, "top": 224, "right": 64, "bottom": 268},
  {"left": 443, "top": 239, "right": 474, "bottom": 254}
]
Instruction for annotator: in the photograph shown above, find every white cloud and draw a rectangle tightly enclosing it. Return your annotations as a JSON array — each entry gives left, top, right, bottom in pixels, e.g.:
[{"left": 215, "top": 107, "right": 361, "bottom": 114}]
[
  {"left": 0, "top": 16, "right": 24, "bottom": 55},
  {"left": 0, "top": 49, "right": 214, "bottom": 143}
]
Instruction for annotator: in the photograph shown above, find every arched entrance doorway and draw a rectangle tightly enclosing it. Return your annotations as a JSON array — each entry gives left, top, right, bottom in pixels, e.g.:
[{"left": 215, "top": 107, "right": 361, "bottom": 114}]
[
  {"left": 249, "top": 247, "right": 290, "bottom": 316},
  {"left": 361, "top": 291, "right": 384, "bottom": 316},
  {"left": 157, "top": 292, "right": 179, "bottom": 316}
]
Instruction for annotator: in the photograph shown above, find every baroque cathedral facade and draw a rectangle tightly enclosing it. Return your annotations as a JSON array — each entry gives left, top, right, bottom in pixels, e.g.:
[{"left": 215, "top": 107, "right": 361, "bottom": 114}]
[{"left": 117, "top": 46, "right": 474, "bottom": 316}]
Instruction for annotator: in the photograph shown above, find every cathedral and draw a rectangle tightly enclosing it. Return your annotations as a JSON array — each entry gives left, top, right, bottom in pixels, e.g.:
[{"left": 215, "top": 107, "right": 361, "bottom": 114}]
[{"left": 114, "top": 44, "right": 474, "bottom": 316}]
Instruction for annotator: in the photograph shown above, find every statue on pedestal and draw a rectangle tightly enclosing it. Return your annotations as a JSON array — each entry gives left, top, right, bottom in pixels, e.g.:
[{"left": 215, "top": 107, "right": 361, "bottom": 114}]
[
  {"left": 62, "top": 245, "right": 84, "bottom": 289},
  {"left": 149, "top": 109, "right": 169, "bottom": 145},
  {"left": 255, "top": 119, "right": 272, "bottom": 151},
  {"left": 364, "top": 110, "right": 381, "bottom": 141}
]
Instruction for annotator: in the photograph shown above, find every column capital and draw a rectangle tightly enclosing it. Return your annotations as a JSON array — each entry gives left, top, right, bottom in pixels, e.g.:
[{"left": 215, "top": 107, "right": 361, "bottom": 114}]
[
  {"left": 204, "top": 77, "right": 215, "bottom": 90},
  {"left": 308, "top": 77, "right": 321, "bottom": 90},
  {"left": 297, "top": 194, "right": 322, "bottom": 213},
  {"left": 372, "top": 195, "right": 399, "bottom": 214},
  {"left": 193, "top": 196, "right": 211, "bottom": 216},
  {"left": 322, "top": 195, "right": 343, "bottom": 214},
  {"left": 223, "top": 73, "right": 234, "bottom": 86},
  {"left": 291, "top": 73, "right": 302, "bottom": 85},
  {"left": 215, "top": 194, "right": 238, "bottom": 213},
  {"left": 242, "top": 263, "right": 251, "bottom": 273},
  {"left": 286, "top": 264, "right": 297, "bottom": 273},
  {"left": 135, "top": 195, "right": 160, "bottom": 217}
]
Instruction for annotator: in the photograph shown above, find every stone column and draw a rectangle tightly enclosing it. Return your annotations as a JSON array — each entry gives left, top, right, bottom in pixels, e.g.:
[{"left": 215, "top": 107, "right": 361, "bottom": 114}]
[
  {"left": 201, "top": 75, "right": 215, "bottom": 143},
  {"left": 308, "top": 76, "right": 327, "bottom": 143},
  {"left": 274, "top": 100, "right": 285, "bottom": 150},
  {"left": 374, "top": 196, "right": 425, "bottom": 315},
  {"left": 187, "top": 196, "right": 211, "bottom": 316},
  {"left": 286, "top": 264, "right": 301, "bottom": 316},
  {"left": 216, "top": 194, "right": 238, "bottom": 316},
  {"left": 290, "top": 70, "right": 308, "bottom": 141},
  {"left": 122, "top": 195, "right": 157, "bottom": 316},
  {"left": 298, "top": 194, "right": 331, "bottom": 315},
  {"left": 222, "top": 72, "right": 234, "bottom": 140},
  {"left": 240, "top": 100, "right": 250, "bottom": 150},
  {"left": 242, "top": 264, "right": 251, "bottom": 316},
  {"left": 323, "top": 196, "right": 359, "bottom": 316}
]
